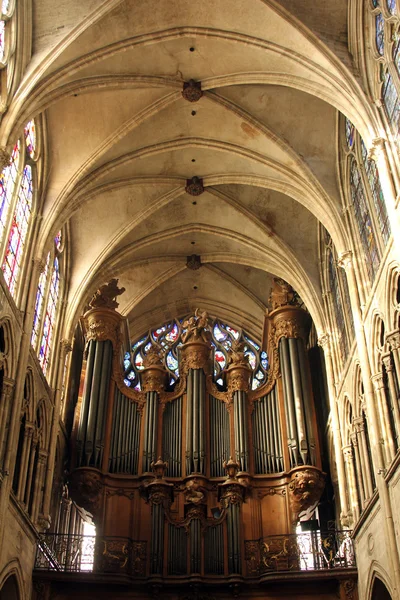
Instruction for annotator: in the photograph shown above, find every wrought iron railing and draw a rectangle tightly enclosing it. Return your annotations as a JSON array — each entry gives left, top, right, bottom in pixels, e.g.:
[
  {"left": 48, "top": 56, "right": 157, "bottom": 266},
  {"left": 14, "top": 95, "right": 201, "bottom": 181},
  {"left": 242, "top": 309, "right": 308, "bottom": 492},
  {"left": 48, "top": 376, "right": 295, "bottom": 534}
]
[
  {"left": 245, "top": 531, "right": 356, "bottom": 575},
  {"left": 34, "top": 534, "right": 146, "bottom": 576}
]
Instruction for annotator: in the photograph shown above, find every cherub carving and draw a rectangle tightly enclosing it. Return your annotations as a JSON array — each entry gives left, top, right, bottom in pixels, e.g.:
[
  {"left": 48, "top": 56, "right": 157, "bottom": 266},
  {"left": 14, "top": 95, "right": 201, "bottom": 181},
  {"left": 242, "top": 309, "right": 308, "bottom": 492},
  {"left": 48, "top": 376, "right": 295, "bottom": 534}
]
[
  {"left": 89, "top": 278, "right": 126, "bottom": 310},
  {"left": 269, "top": 278, "right": 298, "bottom": 310},
  {"left": 182, "top": 309, "right": 211, "bottom": 344},
  {"left": 184, "top": 478, "right": 206, "bottom": 505},
  {"left": 227, "top": 341, "right": 249, "bottom": 368},
  {"left": 143, "top": 345, "right": 163, "bottom": 368}
]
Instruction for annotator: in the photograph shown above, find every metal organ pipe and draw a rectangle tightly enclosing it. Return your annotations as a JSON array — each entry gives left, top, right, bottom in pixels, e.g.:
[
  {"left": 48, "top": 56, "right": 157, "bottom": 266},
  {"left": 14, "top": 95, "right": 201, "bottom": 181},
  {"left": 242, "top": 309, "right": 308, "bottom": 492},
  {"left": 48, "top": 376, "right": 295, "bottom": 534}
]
[{"left": 280, "top": 337, "right": 299, "bottom": 466}]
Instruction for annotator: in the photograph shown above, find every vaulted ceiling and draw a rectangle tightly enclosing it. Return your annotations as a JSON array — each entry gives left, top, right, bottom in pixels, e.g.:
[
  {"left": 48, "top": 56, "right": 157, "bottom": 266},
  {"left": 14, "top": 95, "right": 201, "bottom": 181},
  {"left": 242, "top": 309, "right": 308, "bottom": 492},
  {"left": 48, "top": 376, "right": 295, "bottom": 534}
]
[{"left": 1, "top": 0, "right": 379, "bottom": 341}]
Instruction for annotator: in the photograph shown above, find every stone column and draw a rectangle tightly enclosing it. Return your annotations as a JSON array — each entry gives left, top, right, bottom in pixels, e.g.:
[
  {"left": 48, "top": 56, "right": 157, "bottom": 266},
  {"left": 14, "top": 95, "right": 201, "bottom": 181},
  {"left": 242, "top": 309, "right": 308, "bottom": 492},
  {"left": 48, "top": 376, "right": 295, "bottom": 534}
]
[
  {"left": 318, "top": 334, "right": 351, "bottom": 525},
  {"left": 369, "top": 138, "right": 400, "bottom": 254},
  {"left": 371, "top": 373, "right": 396, "bottom": 465},
  {"left": 17, "top": 422, "right": 34, "bottom": 502},
  {"left": 342, "top": 445, "right": 359, "bottom": 523},
  {"left": 382, "top": 353, "right": 400, "bottom": 447},
  {"left": 0, "top": 377, "right": 14, "bottom": 470}
]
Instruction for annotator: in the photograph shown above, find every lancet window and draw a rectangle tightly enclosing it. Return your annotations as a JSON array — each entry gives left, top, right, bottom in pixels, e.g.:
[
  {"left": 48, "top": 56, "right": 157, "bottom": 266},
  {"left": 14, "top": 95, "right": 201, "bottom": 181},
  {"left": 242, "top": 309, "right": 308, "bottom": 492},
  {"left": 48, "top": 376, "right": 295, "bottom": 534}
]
[
  {"left": 0, "top": 120, "right": 39, "bottom": 301},
  {"left": 124, "top": 317, "right": 268, "bottom": 391},
  {"left": 0, "top": 0, "right": 16, "bottom": 111},
  {"left": 320, "top": 227, "right": 355, "bottom": 367},
  {"left": 31, "top": 231, "right": 64, "bottom": 378},
  {"left": 342, "top": 118, "right": 391, "bottom": 283},
  {"left": 369, "top": 0, "right": 400, "bottom": 140}
]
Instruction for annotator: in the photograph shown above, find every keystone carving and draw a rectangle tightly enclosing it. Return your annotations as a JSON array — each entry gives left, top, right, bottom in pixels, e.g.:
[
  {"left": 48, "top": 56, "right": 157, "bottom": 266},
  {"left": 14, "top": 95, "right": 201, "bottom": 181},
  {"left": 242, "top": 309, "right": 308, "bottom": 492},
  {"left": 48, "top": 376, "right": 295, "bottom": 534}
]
[
  {"left": 185, "top": 176, "right": 204, "bottom": 196},
  {"left": 182, "top": 79, "right": 203, "bottom": 102}
]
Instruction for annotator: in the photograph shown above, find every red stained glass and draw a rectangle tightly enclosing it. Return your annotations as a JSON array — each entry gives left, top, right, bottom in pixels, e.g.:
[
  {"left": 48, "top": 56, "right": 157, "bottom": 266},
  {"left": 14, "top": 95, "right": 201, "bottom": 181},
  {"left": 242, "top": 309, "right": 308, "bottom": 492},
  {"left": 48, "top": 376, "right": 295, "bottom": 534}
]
[
  {"left": 0, "top": 141, "right": 20, "bottom": 244},
  {"left": 2, "top": 165, "right": 33, "bottom": 296},
  {"left": 38, "top": 257, "right": 60, "bottom": 375}
]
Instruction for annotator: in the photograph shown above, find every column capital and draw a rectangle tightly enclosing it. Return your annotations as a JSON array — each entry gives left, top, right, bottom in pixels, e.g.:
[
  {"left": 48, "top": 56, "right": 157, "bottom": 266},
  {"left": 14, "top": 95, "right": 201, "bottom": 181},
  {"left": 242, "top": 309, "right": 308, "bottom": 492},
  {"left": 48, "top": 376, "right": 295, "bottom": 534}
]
[
  {"left": 342, "top": 445, "right": 353, "bottom": 460},
  {"left": 60, "top": 339, "right": 73, "bottom": 354},
  {"left": 387, "top": 330, "right": 400, "bottom": 351},
  {"left": 317, "top": 333, "right": 331, "bottom": 350},
  {"left": 337, "top": 251, "right": 353, "bottom": 271},
  {"left": 382, "top": 353, "right": 393, "bottom": 372},
  {"left": 371, "top": 372, "right": 385, "bottom": 390}
]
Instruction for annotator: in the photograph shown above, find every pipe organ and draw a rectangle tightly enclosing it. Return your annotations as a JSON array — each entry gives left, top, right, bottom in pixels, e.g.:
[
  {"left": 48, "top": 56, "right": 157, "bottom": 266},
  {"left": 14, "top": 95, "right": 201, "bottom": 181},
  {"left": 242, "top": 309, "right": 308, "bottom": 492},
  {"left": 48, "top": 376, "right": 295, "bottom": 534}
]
[{"left": 68, "top": 278, "right": 326, "bottom": 583}]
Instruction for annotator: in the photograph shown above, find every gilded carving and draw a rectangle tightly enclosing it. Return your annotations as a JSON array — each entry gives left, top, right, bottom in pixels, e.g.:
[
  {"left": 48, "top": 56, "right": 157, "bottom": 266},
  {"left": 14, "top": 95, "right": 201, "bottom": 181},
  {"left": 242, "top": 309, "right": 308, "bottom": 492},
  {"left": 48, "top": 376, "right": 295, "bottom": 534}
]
[
  {"left": 342, "top": 578, "right": 356, "bottom": 600},
  {"left": 89, "top": 278, "right": 125, "bottom": 310},
  {"left": 69, "top": 469, "right": 103, "bottom": 519},
  {"left": 182, "top": 309, "right": 211, "bottom": 344},
  {"left": 184, "top": 477, "right": 207, "bottom": 505},
  {"left": 288, "top": 468, "right": 325, "bottom": 522},
  {"left": 226, "top": 367, "right": 251, "bottom": 395},
  {"left": 180, "top": 342, "right": 211, "bottom": 372},
  {"left": 269, "top": 278, "right": 300, "bottom": 310}
]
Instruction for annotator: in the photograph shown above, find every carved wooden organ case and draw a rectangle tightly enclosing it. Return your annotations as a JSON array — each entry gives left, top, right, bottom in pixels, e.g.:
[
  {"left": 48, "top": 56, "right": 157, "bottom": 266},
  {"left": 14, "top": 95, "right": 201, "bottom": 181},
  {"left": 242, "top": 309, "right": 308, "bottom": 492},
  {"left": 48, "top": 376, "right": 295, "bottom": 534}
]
[{"left": 68, "top": 281, "right": 325, "bottom": 579}]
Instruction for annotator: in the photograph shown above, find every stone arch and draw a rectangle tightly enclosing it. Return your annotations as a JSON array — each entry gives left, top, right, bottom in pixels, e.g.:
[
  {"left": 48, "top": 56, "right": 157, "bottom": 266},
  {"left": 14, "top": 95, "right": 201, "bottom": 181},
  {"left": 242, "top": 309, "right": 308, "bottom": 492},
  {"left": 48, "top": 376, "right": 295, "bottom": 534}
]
[
  {"left": 0, "top": 560, "right": 25, "bottom": 600},
  {"left": 0, "top": 318, "right": 15, "bottom": 379},
  {"left": 366, "top": 562, "right": 394, "bottom": 600}
]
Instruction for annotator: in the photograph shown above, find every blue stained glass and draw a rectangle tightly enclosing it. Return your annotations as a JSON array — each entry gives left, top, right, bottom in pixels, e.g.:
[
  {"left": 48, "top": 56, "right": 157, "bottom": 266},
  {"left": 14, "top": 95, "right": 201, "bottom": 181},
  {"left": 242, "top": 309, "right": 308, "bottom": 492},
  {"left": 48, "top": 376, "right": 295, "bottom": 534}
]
[
  {"left": 152, "top": 326, "right": 166, "bottom": 341},
  {"left": 387, "top": 0, "right": 396, "bottom": 13},
  {"left": 244, "top": 334, "right": 260, "bottom": 351},
  {"left": 134, "top": 382, "right": 141, "bottom": 391},
  {"left": 166, "top": 351, "right": 178, "bottom": 371},
  {"left": 124, "top": 358, "right": 130, "bottom": 370},
  {"left": 124, "top": 379, "right": 131, "bottom": 387},
  {"left": 132, "top": 336, "right": 146, "bottom": 350},
  {"left": 245, "top": 350, "right": 256, "bottom": 370},
  {"left": 252, "top": 379, "right": 261, "bottom": 390},
  {"left": 345, "top": 119, "right": 355, "bottom": 148},
  {"left": 216, "top": 377, "right": 223, "bottom": 386},
  {"left": 127, "top": 371, "right": 135, "bottom": 380},
  {"left": 144, "top": 342, "right": 152, "bottom": 352},
  {"left": 361, "top": 140, "right": 391, "bottom": 245},
  {"left": 382, "top": 71, "right": 400, "bottom": 136},
  {"left": 24, "top": 120, "right": 36, "bottom": 158},
  {"left": 376, "top": 13, "right": 385, "bottom": 55},
  {"left": 0, "top": 20, "right": 5, "bottom": 64},
  {"left": 213, "top": 324, "right": 227, "bottom": 341},
  {"left": 0, "top": 142, "right": 20, "bottom": 245},
  {"left": 124, "top": 351, "right": 130, "bottom": 360},
  {"left": 255, "top": 370, "right": 264, "bottom": 380}
]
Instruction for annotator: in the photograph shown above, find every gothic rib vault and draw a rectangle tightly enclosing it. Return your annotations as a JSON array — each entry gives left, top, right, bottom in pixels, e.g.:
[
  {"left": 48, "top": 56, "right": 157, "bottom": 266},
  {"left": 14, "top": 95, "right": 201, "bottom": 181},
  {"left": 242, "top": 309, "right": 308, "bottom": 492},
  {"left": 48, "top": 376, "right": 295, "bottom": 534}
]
[{"left": 2, "top": 0, "right": 368, "bottom": 341}]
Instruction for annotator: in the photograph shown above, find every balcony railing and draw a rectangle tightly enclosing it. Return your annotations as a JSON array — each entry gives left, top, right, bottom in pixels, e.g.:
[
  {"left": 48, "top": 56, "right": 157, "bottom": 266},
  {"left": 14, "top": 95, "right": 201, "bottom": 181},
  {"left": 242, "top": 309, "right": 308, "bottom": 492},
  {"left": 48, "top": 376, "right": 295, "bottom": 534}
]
[
  {"left": 34, "top": 534, "right": 147, "bottom": 576},
  {"left": 245, "top": 531, "right": 355, "bottom": 575}
]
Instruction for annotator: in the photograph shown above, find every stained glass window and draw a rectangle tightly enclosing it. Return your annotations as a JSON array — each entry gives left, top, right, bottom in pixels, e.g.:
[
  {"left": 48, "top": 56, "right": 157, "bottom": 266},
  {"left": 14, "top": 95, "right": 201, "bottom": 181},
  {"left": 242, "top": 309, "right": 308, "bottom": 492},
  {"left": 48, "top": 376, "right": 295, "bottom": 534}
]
[
  {"left": 360, "top": 141, "right": 391, "bottom": 244},
  {"left": 0, "top": 20, "right": 5, "bottom": 63},
  {"left": 125, "top": 317, "right": 268, "bottom": 391},
  {"left": 376, "top": 13, "right": 385, "bottom": 55},
  {"left": 0, "top": 141, "right": 20, "bottom": 244},
  {"left": 24, "top": 121, "right": 36, "bottom": 158},
  {"left": 38, "top": 257, "right": 60, "bottom": 375},
  {"left": 387, "top": 0, "right": 397, "bottom": 14},
  {"left": 31, "top": 252, "right": 50, "bottom": 348},
  {"left": 1, "top": 120, "right": 39, "bottom": 301},
  {"left": 2, "top": 166, "right": 33, "bottom": 295},
  {"left": 31, "top": 231, "right": 64, "bottom": 378},
  {"left": 345, "top": 119, "right": 355, "bottom": 149},
  {"left": 382, "top": 71, "right": 400, "bottom": 136},
  {"left": 350, "top": 159, "right": 380, "bottom": 280},
  {"left": 328, "top": 250, "right": 348, "bottom": 361}
]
